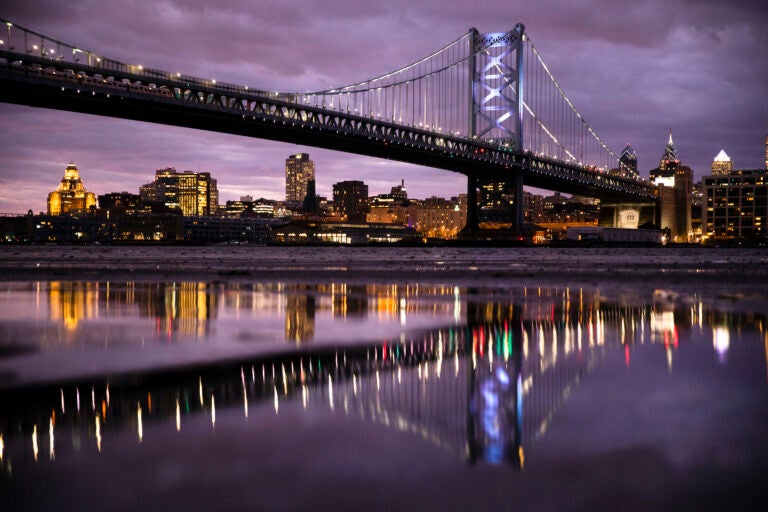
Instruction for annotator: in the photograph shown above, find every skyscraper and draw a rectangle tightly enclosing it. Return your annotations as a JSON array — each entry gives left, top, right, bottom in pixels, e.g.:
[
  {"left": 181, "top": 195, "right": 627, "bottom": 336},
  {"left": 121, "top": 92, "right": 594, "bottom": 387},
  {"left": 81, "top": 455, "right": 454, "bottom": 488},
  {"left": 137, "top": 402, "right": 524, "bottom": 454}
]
[
  {"left": 285, "top": 153, "right": 315, "bottom": 207},
  {"left": 649, "top": 129, "right": 680, "bottom": 187},
  {"left": 711, "top": 149, "right": 733, "bottom": 175},
  {"left": 619, "top": 143, "right": 638, "bottom": 176},
  {"left": 140, "top": 167, "right": 218, "bottom": 216},
  {"left": 764, "top": 134, "right": 767, "bottom": 169},
  {"left": 47, "top": 162, "right": 97, "bottom": 215}
]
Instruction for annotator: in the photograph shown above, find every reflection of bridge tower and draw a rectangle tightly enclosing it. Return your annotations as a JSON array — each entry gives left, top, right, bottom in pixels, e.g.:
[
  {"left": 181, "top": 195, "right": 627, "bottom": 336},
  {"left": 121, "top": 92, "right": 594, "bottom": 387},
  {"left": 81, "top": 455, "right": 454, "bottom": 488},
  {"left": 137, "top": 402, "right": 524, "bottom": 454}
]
[
  {"left": 465, "top": 25, "right": 526, "bottom": 236},
  {"left": 466, "top": 300, "right": 524, "bottom": 466}
]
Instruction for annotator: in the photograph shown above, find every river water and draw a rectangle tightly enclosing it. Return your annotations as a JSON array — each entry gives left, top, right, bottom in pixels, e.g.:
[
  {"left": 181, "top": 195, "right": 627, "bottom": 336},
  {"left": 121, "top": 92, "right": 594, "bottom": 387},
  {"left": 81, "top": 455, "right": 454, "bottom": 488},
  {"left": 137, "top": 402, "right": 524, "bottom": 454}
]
[{"left": 0, "top": 246, "right": 766, "bottom": 510}]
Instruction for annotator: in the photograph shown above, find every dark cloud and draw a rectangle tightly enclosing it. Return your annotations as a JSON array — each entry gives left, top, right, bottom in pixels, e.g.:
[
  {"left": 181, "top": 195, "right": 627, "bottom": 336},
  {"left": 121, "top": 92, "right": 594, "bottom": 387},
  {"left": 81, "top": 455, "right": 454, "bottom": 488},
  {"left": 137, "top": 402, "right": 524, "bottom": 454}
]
[{"left": 1, "top": 0, "right": 766, "bottom": 213}]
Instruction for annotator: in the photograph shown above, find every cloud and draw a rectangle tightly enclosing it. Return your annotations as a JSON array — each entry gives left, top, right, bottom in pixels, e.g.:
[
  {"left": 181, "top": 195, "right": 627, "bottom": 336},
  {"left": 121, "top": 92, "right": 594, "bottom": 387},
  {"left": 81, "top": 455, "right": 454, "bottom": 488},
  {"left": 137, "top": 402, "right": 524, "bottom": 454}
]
[{"left": 1, "top": 0, "right": 766, "bottom": 213}]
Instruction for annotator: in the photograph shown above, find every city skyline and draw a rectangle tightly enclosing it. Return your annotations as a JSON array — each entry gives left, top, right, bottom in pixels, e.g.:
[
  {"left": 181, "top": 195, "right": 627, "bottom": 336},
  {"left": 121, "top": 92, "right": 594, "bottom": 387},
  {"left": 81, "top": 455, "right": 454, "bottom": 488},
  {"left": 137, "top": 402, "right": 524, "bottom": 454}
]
[{"left": 1, "top": 0, "right": 766, "bottom": 214}]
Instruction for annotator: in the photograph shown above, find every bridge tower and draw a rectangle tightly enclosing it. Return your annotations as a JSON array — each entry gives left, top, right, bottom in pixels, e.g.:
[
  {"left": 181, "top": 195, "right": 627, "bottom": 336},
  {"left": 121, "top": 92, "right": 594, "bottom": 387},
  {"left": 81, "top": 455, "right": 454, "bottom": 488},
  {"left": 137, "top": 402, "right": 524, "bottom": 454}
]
[{"left": 465, "top": 24, "right": 526, "bottom": 237}]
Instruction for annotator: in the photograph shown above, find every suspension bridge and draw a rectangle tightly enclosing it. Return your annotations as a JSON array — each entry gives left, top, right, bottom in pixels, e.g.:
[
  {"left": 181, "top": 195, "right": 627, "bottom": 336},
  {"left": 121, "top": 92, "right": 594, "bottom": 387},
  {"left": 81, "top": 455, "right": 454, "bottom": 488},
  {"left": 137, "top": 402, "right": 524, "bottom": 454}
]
[{"left": 0, "top": 19, "right": 657, "bottom": 231}]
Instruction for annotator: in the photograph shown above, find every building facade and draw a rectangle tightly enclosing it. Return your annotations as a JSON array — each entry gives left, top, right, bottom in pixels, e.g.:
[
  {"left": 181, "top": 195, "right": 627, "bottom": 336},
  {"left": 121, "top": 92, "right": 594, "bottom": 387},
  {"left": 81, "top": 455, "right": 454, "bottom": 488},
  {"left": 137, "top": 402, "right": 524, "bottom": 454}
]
[
  {"left": 332, "top": 180, "right": 369, "bottom": 222},
  {"left": 141, "top": 167, "right": 218, "bottom": 216},
  {"left": 47, "top": 162, "right": 97, "bottom": 215},
  {"left": 702, "top": 169, "right": 768, "bottom": 241},
  {"left": 285, "top": 153, "right": 315, "bottom": 207}
]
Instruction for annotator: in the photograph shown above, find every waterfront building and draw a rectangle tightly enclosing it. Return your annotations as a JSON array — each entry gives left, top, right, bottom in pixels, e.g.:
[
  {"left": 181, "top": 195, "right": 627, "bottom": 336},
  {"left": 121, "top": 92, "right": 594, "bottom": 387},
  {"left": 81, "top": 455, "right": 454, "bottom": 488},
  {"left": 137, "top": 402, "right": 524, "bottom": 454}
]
[
  {"left": 223, "top": 197, "right": 277, "bottom": 218},
  {"left": 702, "top": 169, "right": 768, "bottom": 241},
  {"left": 332, "top": 180, "right": 369, "bottom": 223},
  {"left": 140, "top": 167, "right": 218, "bottom": 216},
  {"left": 98, "top": 192, "right": 141, "bottom": 212},
  {"left": 366, "top": 180, "right": 411, "bottom": 225},
  {"left": 711, "top": 149, "right": 733, "bottom": 175},
  {"left": 765, "top": 135, "right": 768, "bottom": 169},
  {"left": 285, "top": 153, "right": 315, "bottom": 207},
  {"left": 47, "top": 162, "right": 97, "bottom": 215},
  {"left": 411, "top": 196, "right": 466, "bottom": 239}
]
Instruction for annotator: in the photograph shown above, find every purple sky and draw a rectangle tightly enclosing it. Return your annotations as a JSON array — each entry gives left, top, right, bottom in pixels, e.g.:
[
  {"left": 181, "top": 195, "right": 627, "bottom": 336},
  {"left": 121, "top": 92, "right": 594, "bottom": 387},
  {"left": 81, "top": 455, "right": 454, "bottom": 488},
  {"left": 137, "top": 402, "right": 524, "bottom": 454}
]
[{"left": 1, "top": 0, "right": 766, "bottom": 214}]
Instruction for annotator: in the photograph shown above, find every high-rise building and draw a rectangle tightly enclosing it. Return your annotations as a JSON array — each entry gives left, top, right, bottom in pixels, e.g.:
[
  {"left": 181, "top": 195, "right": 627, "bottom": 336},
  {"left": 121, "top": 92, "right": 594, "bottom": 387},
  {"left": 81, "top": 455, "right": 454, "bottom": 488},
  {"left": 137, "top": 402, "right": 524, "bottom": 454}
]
[
  {"left": 648, "top": 130, "right": 693, "bottom": 242},
  {"left": 47, "top": 162, "right": 97, "bottom": 215},
  {"left": 285, "top": 153, "right": 315, "bottom": 207},
  {"left": 619, "top": 143, "right": 638, "bottom": 176},
  {"left": 332, "top": 180, "right": 369, "bottom": 223},
  {"left": 649, "top": 129, "right": 680, "bottom": 187},
  {"left": 140, "top": 167, "right": 218, "bottom": 216},
  {"left": 702, "top": 169, "right": 768, "bottom": 241},
  {"left": 764, "top": 134, "right": 767, "bottom": 169},
  {"left": 711, "top": 149, "right": 733, "bottom": 175}
]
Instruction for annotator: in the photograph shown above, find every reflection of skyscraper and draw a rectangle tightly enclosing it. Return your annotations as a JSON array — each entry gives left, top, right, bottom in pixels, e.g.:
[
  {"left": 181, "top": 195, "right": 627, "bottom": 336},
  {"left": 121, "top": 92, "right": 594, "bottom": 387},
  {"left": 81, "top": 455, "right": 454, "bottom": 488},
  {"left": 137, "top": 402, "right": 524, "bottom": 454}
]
[
  {"left": 286, "top": 294, "right": 316, "bottom": 343},
  {"left": 135, "top": 282, "right": 216, "bottom": 338},
  {"left": 47, "top": 162, "right": 97, "bottom": 215},
  {"left": 48, "top": 281, "right": 99, "bottom": 331},
  {"left": 285, "top": 154, "right": 315, "bottom": 207}
]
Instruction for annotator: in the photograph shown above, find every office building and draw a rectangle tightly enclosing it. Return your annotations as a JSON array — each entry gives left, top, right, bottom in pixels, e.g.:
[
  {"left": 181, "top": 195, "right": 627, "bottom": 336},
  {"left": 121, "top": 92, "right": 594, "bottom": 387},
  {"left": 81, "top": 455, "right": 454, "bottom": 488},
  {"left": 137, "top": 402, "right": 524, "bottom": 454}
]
[
  {"left": 332, "top": 180, "right": 369, "bottom": 223},
  {"left": 618, "top": 143, "right": 638, "bottom": 177},
  {"left": 702, "top": 169, "right": 768, "bottom": 241},
  {"left": 285, "top": 153, "right": 315, "bottom": 207},
  {"left": 711, "top": 149, "right": 732, "bottom": 175},
  {"left": 47, "top": 162, "right": 97, "bottom": 215},
  {"left": 140, "top": 167, "right": 218, "bottom": 216}
]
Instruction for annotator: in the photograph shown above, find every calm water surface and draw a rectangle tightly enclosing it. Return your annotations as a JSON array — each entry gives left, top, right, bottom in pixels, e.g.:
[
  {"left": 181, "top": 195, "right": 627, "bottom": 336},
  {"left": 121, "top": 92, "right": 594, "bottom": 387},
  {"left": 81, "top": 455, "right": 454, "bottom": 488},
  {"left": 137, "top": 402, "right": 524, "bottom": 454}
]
[{"left": 0, "top": 249, "right": 767, "bottom": 510}]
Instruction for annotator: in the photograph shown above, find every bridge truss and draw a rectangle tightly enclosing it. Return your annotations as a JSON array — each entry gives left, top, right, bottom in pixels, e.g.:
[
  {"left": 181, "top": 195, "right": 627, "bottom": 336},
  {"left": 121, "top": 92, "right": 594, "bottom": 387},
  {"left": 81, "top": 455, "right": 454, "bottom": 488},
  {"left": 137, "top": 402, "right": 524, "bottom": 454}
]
[{"left": 0, "top": 18, "right": 656, "bottom": 217}]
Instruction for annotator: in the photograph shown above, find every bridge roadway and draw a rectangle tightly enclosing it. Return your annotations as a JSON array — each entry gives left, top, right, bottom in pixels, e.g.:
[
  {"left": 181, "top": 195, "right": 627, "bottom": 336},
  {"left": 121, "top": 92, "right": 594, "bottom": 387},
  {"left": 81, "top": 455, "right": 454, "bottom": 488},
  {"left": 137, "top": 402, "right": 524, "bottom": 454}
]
[{"left": 0, "top": 50, "right": 656, "bottom": 203}]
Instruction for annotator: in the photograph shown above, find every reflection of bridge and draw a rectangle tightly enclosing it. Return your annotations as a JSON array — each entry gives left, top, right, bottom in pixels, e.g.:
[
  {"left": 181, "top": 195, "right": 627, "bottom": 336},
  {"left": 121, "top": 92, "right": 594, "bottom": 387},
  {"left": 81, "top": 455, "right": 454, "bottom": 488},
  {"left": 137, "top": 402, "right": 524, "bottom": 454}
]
[
  {"left": 0, "top": 19, "right": 656, "bottom": 231},
  {"left": 6, "top": 285, "right": 763, "bottom": 470}
]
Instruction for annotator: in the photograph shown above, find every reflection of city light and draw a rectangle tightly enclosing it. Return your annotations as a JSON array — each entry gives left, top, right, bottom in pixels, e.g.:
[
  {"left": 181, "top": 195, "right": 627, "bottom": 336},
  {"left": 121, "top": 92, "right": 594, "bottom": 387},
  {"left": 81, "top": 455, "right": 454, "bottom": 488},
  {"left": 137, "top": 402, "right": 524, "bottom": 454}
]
[
  {"left": 32, "top": 425, "right": 38, "bottom": 462},
  {"left": 273, "top": 385, "right": 279, "bottom": 415},
  {"left": 211, "top": 394, "right": 216, "bottom": 428},
  {"left": 0, "top": 434, "right": 4, "bottom": 462},
  {"left": 713, "top": 326, "right": 729, "bottom": 363},
  {"left": 95, "top": 416, "right": 102, "bottom": 452},
  {"left": 49, "top": 417, "right": 55, "bottom": 460},
  {"left": 137, "top": 404, "right": 143, "bottom": 443},
  {"left": 199, "top": 377, "right": 204, "bottom": 406},
  {"left": 329, "top": 375, "right": 334, "bottom": 411},
  {"left": 176, "top": 400, "right": 181, "bottom": 432},
  {"left": 61, "top": 388, "right": 65, "bottom": 414}
]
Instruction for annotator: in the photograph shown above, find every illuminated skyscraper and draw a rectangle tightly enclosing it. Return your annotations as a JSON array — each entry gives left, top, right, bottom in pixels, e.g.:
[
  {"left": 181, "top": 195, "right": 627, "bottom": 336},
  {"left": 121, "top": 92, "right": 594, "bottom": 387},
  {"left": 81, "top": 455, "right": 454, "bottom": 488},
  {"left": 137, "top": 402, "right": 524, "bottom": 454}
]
[
  {"left": 141, "top": 167, "right": 218, "bottom": 216},
  {"left": 619, "top": 144, "right": 638, "bottom": 176},
  {"left": 47, "top": 162, "right": 97, "bottom": 215},
  {"left": 764, "top": 134, "right": 767, "bottom": 169},
  {"left": 285, "top": 153, "right": 315, "bottom": 207},
  {"left": 649, "top": 129, "right": 680, "bottom": 187},
  {"left": 711, "top": 149, "right": 732, "bottom": 175}
]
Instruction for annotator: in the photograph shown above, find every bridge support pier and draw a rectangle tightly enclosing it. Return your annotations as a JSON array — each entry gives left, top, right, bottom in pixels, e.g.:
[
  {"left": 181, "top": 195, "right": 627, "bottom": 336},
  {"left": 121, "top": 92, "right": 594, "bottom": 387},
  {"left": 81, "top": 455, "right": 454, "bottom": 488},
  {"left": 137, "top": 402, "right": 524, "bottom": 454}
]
[
  {"left": 465, "top": 174, "right": 479, "bottom": 232},
  {"left": 511, "top": 172, "right": 524, "bottom": 233}
]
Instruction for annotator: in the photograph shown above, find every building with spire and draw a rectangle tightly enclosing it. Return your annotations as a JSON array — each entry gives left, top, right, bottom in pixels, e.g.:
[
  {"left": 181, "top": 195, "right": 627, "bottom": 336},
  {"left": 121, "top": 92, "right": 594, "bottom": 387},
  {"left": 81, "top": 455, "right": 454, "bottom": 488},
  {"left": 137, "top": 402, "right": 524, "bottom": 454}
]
[
  {"left": 711, "top": 149, "right": 733, "bottom": 175},
  {"left": 47, "top": 162, "right": 97, "bottom": 215},
  {"left": 649, "top": 129, "right": 680, "bottom": 187},
  {"left": 648, "top": 130, "right": 693, "bottom": 242}
]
